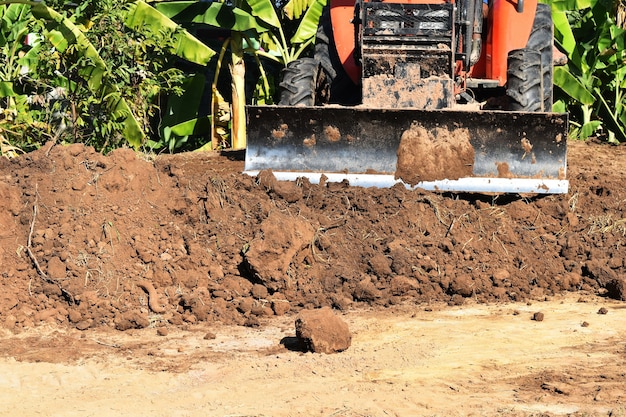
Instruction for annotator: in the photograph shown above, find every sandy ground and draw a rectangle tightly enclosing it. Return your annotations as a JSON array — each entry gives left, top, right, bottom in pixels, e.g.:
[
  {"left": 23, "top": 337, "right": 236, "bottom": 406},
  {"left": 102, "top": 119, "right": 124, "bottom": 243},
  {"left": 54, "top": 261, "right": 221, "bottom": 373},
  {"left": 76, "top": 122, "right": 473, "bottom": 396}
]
[{"left": 1, "top": 292, "right": 624, "bottom": 417}]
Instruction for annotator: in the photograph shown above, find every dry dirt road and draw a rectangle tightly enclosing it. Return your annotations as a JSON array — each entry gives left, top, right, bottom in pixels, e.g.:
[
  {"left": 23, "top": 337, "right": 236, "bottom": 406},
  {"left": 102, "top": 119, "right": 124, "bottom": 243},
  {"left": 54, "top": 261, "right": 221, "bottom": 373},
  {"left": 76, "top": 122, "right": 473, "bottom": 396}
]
[{"left": 1, "top": 292, "right": 624, "bottom": 417}]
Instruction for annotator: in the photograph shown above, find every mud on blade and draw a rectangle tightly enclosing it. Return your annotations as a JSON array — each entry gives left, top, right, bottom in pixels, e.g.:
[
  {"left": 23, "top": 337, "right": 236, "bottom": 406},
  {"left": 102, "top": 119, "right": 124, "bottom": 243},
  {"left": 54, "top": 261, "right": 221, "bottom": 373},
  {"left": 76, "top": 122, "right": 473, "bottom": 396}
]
[{"left": 245, "top": 105, "right": 569, "bottom": 194}]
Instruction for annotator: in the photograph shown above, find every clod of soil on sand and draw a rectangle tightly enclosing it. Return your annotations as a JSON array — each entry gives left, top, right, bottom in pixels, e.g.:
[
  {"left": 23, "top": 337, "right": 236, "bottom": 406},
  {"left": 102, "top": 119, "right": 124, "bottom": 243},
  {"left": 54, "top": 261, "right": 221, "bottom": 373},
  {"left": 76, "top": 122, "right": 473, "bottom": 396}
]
[
  {"left": 395, "top": 123, "right": 474, "bottom": 184},
  {"left": 295, "top": 307, "right": 352, "bottom": 354},
  {"left": 115, "top": 311, "right": 150, "bottom": 331},
  {"left": 532, "top": 312, "right": 545, "bottom": 322}
]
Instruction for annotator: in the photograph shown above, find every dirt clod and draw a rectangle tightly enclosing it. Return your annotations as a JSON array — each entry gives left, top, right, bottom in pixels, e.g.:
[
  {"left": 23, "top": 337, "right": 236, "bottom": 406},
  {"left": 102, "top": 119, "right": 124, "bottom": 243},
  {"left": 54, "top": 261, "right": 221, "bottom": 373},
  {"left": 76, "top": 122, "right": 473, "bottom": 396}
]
[
  {"left": 532, "top": 312, "right": 545, "bottom": 322},
  {"left": 395, "top": 124, "right": 474, "bottom": 184},
  {"left": 605, "top": 278, "right": 626, "bottom": 301},
  {"left": 295, "top": 307, "right": 352, "bottom": 354}
]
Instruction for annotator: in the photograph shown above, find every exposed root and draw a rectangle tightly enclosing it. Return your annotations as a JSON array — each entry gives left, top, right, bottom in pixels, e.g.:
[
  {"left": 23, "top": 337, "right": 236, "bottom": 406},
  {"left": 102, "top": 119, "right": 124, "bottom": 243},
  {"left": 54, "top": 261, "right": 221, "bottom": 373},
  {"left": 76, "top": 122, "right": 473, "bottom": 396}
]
[{"left": 137, "top": 280, "right": 166, "bottom": 313}]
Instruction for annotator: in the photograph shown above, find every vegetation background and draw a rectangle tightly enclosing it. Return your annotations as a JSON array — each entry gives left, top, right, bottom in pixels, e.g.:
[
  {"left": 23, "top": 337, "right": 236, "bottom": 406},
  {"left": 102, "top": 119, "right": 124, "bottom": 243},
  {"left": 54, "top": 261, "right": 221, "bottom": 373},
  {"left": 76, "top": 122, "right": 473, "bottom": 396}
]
[{"left": 0, "top": 0, "right": 624, "bottom": 157}]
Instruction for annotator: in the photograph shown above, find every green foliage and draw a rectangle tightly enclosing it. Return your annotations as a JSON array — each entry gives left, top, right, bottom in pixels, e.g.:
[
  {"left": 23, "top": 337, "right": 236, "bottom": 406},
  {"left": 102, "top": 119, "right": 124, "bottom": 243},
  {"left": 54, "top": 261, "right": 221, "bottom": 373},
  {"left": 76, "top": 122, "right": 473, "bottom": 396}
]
[
  {"left": 549, "top": 0, "right": 626, "bottom": 142},
  {"left": 125, "top": 1, "right": 217, "bottom": 66},
  {"left": 0, "top": 0, "right": 197, "bottom": 153},
  {"left": 32, "top": 0, "right": 192, "bottom": 151},
  {"left": 248, "top": 0, "right": 327, "bottom": 64},
  {"left": 149, "top": 72, "right": 225, "bottom": 152},
  {"left": 0, "top": 4, "right": 33, "bottom": 86},
  {"left": 153, "top": 0, "right": 326, "bottom": 149},
  {"left": 0, "top": 3, "right": 45, "bottom": 153},
  {"left": 31, "top": 2, "right": 145, "bottom": 148},
  {"left": 0, "top": 0, "right": 327, "bottom": 153}
]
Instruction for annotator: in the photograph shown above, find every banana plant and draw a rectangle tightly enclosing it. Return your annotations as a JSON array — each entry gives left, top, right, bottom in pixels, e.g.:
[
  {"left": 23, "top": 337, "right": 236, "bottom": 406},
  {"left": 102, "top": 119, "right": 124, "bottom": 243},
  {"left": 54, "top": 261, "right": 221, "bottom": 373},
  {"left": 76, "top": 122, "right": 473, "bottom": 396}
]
[
  {"left": 153, "top": 0, "right": 325, "bottom": 64},
  {"left": 151, "top": 0, "right": 326, "bottom": 149},
  {"left": 145, "top": 0, "right": 263, "bottom": 149},
  {"left": 0, "top": 4, "right": 41, "bottom": 110},
  {"left": 250, "top": 0, "right": 327, "bottom": 64},
  {"left": 126, "top": 0, "right": 222, "bottom": 150},
  {"left": 550, "top": 0, "right": 626, "bottom": 142}
]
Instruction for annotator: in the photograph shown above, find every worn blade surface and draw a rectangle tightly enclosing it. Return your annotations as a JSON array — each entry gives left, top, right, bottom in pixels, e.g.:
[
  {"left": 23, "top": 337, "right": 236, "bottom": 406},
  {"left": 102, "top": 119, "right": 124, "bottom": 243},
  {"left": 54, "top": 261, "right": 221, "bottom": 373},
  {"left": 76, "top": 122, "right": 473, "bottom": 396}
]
[{"left": 245, "top": 105, "right": 568, "bottom": 193}]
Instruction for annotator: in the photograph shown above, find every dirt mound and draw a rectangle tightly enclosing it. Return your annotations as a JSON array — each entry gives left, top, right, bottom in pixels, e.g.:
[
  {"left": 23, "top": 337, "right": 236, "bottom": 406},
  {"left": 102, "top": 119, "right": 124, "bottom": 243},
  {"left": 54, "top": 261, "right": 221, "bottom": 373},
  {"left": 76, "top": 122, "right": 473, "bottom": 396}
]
[{"left": 0, "top": 140, "right": 625, "bottom": 332}]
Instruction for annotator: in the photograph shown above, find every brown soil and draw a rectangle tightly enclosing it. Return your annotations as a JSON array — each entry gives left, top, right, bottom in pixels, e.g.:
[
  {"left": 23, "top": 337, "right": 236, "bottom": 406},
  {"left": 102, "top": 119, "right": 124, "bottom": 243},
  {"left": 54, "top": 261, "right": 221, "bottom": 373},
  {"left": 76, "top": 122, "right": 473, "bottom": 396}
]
[
  {"left": 1, "top": 139, "right": 626, "bottom": 415},
  {"left": 396, "top": 123, "right": 475, "bottom": 183}
]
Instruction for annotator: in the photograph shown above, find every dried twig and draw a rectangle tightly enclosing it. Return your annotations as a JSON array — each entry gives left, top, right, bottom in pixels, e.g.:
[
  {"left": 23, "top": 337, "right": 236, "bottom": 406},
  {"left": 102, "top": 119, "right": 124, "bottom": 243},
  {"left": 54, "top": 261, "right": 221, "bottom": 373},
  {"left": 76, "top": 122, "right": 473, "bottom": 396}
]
[
  {"left": 25, "top": 187, "right": 75, "bottom": 304},
  {"left": 92, "top": 339, "right": 121, "bottom": 349}
]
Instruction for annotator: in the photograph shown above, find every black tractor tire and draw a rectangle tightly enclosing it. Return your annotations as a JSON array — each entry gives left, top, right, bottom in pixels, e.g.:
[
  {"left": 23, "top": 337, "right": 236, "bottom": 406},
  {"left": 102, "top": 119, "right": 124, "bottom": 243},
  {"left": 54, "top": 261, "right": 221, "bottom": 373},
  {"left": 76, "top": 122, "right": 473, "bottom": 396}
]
[
  {"left": 506, "top": 49, "right": 543, "bottom": 111},
  {"left": 314, "top": 6, "right": 361, "bottom": 105},
  {"left": 506, "top": 3, "right": 553, "bottom": 111},
  {"left": 278, "top": 58, "right": 327, "bottom": 106}
]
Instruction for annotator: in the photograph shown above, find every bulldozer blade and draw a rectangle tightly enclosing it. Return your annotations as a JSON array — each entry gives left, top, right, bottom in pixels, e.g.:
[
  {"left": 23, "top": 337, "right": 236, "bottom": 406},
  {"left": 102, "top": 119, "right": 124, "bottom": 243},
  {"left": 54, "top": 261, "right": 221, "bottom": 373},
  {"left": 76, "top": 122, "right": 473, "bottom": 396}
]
[{"left": 245, "top": 105, "right": 569, "bottom": 194}]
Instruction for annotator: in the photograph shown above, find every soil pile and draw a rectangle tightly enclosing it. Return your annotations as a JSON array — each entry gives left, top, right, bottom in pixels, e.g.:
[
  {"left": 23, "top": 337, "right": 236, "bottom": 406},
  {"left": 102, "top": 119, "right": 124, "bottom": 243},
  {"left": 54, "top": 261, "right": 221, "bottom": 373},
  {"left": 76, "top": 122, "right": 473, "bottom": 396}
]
[{"left": 0, "top": 140, "right": 624, "bottom": 332}]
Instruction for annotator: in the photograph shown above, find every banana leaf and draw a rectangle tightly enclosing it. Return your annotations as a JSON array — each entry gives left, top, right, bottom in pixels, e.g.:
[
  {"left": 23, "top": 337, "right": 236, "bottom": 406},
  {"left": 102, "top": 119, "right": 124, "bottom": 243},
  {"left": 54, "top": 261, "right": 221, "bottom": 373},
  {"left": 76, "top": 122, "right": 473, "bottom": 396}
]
[
  {"left": 244, "top": 0, "right": 281, "bottom": 28},
  {"left": 289, "top": 0, "right": 325, "bottom": 44},
  {"left": 126, "top": 1, "right": 217, "bottom": 66},
  {"left": 284, "top": 0, "right": 317, "bottom": 19},
  {"left": 0, "top": 81, "right": 13, "bottom": 97},
  {"left": 169, "top": 116, "right": 212, "bottom": 137},
  {"left": 0, "top": 4, "right": 33, "bottom": 80},
  {"left": 551, "top": 10, "right": 576, "bottom": 53},
  {"left": 549, "top": 0, "right": 592, "bottom": 11},
  {"left": 154, "top": 1, "right": 268, "bottom": 32},
  {"left": 161, "top": 73, "right": 210, "bottom": 140},
  {"left": 554, "top": 66, "right": 596, "bottom": 105},
  {"left": 597, "top": 92, "right": 626, "bottom": 142}
]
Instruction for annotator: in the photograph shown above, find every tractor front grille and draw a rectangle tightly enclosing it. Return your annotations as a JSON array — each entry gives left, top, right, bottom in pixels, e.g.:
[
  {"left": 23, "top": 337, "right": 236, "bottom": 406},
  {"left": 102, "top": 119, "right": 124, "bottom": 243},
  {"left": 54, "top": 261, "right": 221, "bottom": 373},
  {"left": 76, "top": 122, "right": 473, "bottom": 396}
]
[
  {"left": 360, "top": 2, "right": 456, "bottom": 109},
  {"left": 362, "top": 3, "right": 454, "bottom": 41}
]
